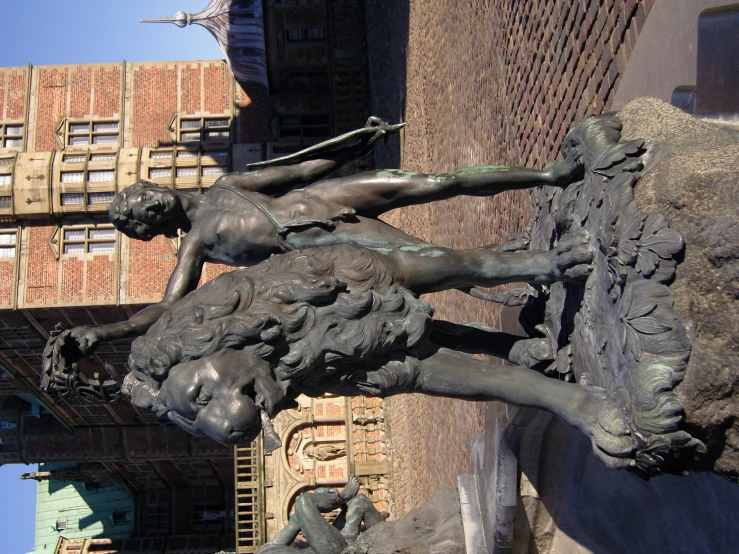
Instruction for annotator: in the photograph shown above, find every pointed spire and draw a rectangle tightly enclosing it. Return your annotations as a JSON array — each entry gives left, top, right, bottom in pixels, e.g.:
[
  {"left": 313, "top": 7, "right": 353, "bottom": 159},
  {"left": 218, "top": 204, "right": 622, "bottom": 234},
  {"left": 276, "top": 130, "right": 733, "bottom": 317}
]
[{"left": 141, "top": 10, "right": 191, "bottom": 28}]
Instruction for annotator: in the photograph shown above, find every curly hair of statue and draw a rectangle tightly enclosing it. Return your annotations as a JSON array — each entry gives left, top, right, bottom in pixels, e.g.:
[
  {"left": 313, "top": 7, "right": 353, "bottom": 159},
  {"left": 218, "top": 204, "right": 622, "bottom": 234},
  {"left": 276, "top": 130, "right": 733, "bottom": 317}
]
[{"left": 122, "top": 244, "right": 433, "bottom": 416}]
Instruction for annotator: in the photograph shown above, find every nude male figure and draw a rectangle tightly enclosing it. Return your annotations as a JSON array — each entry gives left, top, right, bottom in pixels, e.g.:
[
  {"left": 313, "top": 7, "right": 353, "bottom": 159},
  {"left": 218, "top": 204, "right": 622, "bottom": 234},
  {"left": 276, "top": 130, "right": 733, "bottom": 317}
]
[
  {"left": 258, "top": 475, "right": 382, "bottom": 553},
  {"left": 54, "top": 118, "right": 589, "bottom": 359}
]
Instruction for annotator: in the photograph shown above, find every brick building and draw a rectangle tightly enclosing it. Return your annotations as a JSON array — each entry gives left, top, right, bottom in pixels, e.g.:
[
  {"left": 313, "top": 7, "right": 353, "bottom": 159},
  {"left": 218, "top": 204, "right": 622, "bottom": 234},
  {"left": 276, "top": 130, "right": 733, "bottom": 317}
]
[
  {"left": 0, "top": 59, "right": 251, "bottom": 554},
  {"left": 0, "top": 1, "right": 383, "bottom": 552}
]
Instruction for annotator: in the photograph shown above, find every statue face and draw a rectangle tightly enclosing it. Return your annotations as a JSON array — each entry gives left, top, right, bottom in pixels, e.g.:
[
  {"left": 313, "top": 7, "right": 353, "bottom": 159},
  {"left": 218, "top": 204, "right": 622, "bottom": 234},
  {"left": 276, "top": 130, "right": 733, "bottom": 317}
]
[
  {"left": 158, "top": 351, "right": 280, "bottom": 445},
  {"left": 125, "top": 186, "right": 179, "bottom": 232}
]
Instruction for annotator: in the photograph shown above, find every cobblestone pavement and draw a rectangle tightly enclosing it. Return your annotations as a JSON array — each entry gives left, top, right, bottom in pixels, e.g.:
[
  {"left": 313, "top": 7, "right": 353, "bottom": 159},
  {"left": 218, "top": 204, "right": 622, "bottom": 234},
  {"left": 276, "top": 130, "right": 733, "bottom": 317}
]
[{"left": 365, "top": 0, "right": 654, "bottom": 518}]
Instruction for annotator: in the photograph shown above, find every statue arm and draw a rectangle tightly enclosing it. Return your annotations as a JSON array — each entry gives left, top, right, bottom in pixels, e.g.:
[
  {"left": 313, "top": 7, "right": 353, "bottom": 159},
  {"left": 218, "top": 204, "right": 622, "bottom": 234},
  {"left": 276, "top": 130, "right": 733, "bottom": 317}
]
[
  {"left": 212, "top": 159, "right": 344, "bottom": 197},
  {"left": 66, "top": 238, "right": 206, "bottom": 348},
  {"left": 215, "top": 118, "right": 404, "bottom": 197}
]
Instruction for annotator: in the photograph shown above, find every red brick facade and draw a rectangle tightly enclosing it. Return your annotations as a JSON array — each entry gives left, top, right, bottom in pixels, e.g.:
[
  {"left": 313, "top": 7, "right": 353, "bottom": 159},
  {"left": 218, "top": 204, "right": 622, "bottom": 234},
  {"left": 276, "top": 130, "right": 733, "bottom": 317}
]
[
  {"left": 0, "top": 1, "right": 375, "bottom": 545},
  {"left": 0, "top": 60, "right": 249, "bottom": 548}
]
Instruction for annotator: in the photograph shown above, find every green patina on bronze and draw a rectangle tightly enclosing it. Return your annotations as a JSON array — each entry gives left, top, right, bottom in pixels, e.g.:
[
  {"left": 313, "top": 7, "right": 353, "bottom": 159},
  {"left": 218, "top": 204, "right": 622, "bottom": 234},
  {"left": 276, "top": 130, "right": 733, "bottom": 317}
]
[
  {"left": 449, "top": 165, "right": 512, "bottom": 176},
  {"left": 375, "top": 169, "right": 422, "bottom": 179}
]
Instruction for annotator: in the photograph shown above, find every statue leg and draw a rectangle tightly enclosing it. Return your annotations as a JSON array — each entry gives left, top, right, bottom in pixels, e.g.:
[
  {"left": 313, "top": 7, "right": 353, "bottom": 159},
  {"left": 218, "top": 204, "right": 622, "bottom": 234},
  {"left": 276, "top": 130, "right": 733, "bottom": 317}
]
[
  {"left": 264, "top": 516, "right": 302, "bottom": 547},
  {"left": 409, "top": 348, "right": 636, "bottom": 469},
  {"left": 429, "top": 320, "right": 555, "bottom": 370},
  {"left": 301, "top": 156, "right": 581, "bottom": 218},
  {"left": 339, "top": 494, "right": 385, "bottom": 540},
  {"left": 389, "top": 228, "right": 593, "bottom": 294},
  {"left": 291, "top": 494, "right": 348, "bottom": 554}
]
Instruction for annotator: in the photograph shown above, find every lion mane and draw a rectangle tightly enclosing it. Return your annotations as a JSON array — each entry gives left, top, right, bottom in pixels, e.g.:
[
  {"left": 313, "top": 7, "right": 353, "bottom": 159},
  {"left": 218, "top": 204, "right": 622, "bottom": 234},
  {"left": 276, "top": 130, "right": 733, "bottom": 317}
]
[{"left": 122, "top": 244, "right": 433, "bottom": 414}]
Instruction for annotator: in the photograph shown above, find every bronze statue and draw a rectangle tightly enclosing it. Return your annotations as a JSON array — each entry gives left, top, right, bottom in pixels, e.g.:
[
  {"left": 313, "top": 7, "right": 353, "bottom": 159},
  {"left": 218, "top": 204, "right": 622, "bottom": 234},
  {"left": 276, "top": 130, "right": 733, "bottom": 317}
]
[
  {"left": 257, "top": 474, "right": 383, "bottom": 553},
  {"left": 111, "top": 239, "right": 633, "bottom": 469},
  {"left": 42, "top": 117, "right": 645, "bottom": 469},
  {"left": 47, "top": 117, "right": 586, "bottom": 359}
]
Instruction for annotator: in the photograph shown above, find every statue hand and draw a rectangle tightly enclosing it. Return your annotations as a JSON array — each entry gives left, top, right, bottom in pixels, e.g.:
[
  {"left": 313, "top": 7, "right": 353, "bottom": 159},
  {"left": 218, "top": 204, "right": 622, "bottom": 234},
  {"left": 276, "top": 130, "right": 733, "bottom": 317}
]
[
  {"left": 550, "top": 153, "right": 584, "bottom": 187},
  {"left": 66, "top": 326, "right": 103, "bottom": 357},
  {"left": 363, "top": 116, "right": 406, "bottom": 148},
  {"left": 42, "top": 324, "right": 99, "bottom": 390}
]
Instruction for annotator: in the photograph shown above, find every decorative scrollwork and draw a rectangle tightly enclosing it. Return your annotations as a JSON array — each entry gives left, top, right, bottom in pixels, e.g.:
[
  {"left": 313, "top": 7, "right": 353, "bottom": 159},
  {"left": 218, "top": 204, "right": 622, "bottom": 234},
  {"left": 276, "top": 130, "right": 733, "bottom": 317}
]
[{"left": 522, "top": 115, "right": 706, "bottom": 476}]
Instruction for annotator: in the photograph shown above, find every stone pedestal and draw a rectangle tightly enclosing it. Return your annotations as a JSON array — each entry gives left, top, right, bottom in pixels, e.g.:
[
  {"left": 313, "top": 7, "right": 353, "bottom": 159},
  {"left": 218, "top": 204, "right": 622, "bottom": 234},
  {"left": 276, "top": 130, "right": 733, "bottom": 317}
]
[{"left": 619, "top": 97, "right": 739, "bottom": 477}]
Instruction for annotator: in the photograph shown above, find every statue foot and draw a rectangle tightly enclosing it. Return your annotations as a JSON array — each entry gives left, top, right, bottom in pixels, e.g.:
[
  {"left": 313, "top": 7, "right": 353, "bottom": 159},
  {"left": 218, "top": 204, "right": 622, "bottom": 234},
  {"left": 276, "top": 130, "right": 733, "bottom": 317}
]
[
  {"left": 508, "top": 337, "right": 555, "bottom": 370},
  {"left": 550, "top": 153, "right": 585, "bottom": 187},
  {"left": 566, "top": 385, "right": 636, "bottom": 469},
  {"left": 339, "top": 474, "right": 361, "bottom": 503},
  {"left": 543, "top": 224, "right": 594, "bottom": 283}
]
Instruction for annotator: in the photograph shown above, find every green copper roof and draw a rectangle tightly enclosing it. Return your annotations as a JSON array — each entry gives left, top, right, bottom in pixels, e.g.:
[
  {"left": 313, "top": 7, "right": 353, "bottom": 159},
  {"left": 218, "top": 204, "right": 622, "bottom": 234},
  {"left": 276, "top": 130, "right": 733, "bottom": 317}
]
[{"left": 32, "top": 464, "right": 134, "bottom": 554}]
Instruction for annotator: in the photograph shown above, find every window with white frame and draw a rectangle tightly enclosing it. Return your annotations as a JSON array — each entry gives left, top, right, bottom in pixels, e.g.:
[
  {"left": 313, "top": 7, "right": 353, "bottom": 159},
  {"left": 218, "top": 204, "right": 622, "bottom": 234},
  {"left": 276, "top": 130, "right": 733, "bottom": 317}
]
[
  {"left": 305, "top": 28, "right": 325, "bottom": 41},
  {"left": 286, "top": 29, "right": 305, "bottom": 42},
  {"left": 286, "top": 28, "right": 325, "bottom": 42},
  {"left": 147, "top": 148, "right": 229, "bottom": 190},
  {"left": 59, "top": 154, "right": 116, "bottom": 209},
  {"left": 61, "top": 225, "right": 116, "bottom": 255},
  {"left": 177, "top": 117, "right": 231, "bottom": 143},
  {"left": 0, "top": 231, "right": 17, "bottom": 259},
  {"left": 66, "top": 120, "right": 119, "bottom": 146},
  {"left": 0, "top": 157, "right": 13, "bottom": 210},
  {"left": 0, "top": 123, "right": 23, "bottom": 149}
]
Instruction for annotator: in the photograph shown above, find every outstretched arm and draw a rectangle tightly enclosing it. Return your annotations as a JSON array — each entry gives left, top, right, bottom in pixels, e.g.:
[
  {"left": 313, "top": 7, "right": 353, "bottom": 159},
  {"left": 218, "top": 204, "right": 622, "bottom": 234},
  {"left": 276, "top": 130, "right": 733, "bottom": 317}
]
[
  {"left": 214, "top": 117, "right": 404, "bottom": 197},
  {"left": 64, "top": 238, "right": 206, "bottom": 352}
]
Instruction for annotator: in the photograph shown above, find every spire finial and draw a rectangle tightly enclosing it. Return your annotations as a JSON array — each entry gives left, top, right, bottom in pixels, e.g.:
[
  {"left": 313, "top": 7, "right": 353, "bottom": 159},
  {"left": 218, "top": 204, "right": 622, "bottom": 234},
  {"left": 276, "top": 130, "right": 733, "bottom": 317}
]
[{"left": 141, "top": 10, "right": 191, "bottom": 28}]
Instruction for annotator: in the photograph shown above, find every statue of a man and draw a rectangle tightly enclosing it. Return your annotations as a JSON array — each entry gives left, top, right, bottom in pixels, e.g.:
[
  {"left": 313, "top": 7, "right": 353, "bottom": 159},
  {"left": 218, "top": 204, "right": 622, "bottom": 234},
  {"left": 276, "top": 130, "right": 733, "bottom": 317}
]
[
  {"left": 258, "top": 475, "right": 383, "bottom": 553},
  {"left": 52, "top": 118, "right": 588, "bottom": 359}
]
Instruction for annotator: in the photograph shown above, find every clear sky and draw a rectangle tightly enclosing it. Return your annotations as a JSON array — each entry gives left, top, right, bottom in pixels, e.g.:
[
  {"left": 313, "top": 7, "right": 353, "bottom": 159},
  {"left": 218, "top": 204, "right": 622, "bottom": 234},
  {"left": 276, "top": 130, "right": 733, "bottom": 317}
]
[
  {"left": 1, "top": 2, "right": 225, "bottom": 553},
  {"left": 0, "top": 0, "right": 223, "bottom": 67}
]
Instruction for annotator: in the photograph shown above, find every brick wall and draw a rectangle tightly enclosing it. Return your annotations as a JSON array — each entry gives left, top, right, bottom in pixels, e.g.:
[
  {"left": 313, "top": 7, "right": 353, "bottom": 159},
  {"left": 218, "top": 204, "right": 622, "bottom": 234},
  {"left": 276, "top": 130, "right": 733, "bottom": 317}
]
[
  {"left": 32, "top": 64, "right": 123, "bottom": 152},
  {"left": 23, "top": 220, "right": 60, "bottom": 306},
  {"left": 130, "top": 64, "right": 179, "bottom": 148},
  {"left": 21, "top": 219, "right": 118, "bottom": 309},
  {"left": 236, "top": 84, "right": 273, "bottom": 143},
  {"left": 124, "top": 235, "right": 177, "bottom": 304},
  {"left": 0, "top": 256, "right": 15, "bottom": 308},
  {"left": 0, "top": 67, "right": 28, "bottom": 122},
  {"left": 129, "top": 61, "right": 233, "bottom": 148},
  {"left": 179, "top": 64, "right": 202, "bottom": 116},
  {"left": 203, "top": 63, "right": 231, "bottom": 114}
]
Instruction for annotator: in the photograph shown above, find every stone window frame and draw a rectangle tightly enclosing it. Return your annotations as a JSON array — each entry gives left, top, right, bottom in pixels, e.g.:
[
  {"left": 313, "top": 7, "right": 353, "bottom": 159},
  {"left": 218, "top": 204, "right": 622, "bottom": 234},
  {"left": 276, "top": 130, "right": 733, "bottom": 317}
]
[
  {"left": 286, "top": 28, "right": 305, "bottom": 42},
  {"left": 305, "top": 28, "right": 325, "bottom": 41},
  {"left": 167, "top": 114, "right": 232, "bottom": 146},
  {"left": 57, "top": 151, "right": 119, "bottom": 214},
  {"left": 286, "top": 28, "right": 325, "bottom": 42},
  {"left": 145, "top": 146, "right": 230, "bottom": 194},
  {"left": 278, "top": 113, "right": 331, "bottom": 143},
  {"left": 59, "top": 223, "right": 116, "bottom": 257},
  {"left": 0, "top": 229, "right": 18, "bottom": 260},
  {"left": 0, "top": 122, "right": 24, "bottom": 150},
  {"left": 55, "top": 118, "right": 121, "bottom": 149},
  {"left": 0, "top": 155, "right": 16, "bottom": 216}
]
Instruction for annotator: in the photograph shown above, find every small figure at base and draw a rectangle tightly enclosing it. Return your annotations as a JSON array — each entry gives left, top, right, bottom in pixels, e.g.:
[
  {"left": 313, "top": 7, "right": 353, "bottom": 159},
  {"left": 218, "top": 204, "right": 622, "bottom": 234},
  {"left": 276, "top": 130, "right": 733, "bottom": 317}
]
[{"left": 259, "top": 474, "right": 383, "bottom": 553}]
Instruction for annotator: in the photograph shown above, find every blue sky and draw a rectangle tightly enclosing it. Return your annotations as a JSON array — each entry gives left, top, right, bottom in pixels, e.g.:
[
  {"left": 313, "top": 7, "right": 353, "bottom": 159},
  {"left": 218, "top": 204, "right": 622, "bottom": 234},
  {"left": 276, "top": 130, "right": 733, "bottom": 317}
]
[
  {"left": 1, "top": 2, "right": 224, "bottom": 553},
  {"left": 0, "top": 0, "right": 223, "bottom": 67}
]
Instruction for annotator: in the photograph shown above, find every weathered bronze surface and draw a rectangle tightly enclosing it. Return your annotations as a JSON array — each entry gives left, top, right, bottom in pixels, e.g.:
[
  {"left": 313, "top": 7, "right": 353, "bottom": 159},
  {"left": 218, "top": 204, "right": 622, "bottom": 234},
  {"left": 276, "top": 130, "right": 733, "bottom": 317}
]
[
  {"left": 256, "top": 474, "right": 382, "bottom": 553},
  {"left": 42, "top": 114, "right": 709, "bottom": 474}
]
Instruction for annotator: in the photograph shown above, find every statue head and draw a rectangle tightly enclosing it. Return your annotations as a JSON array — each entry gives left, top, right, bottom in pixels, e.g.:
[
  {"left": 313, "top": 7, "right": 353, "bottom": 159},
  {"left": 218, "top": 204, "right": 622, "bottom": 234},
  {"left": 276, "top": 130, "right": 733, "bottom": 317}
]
[
  {"left": 124, "top": 349, "right": 281, "bottom": 446},
  {"left": 121, "top": 245, "right": 432, "bottom": 446},
  {"left": 108, "top": 180, "right": 184, "bottom": 241}
]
